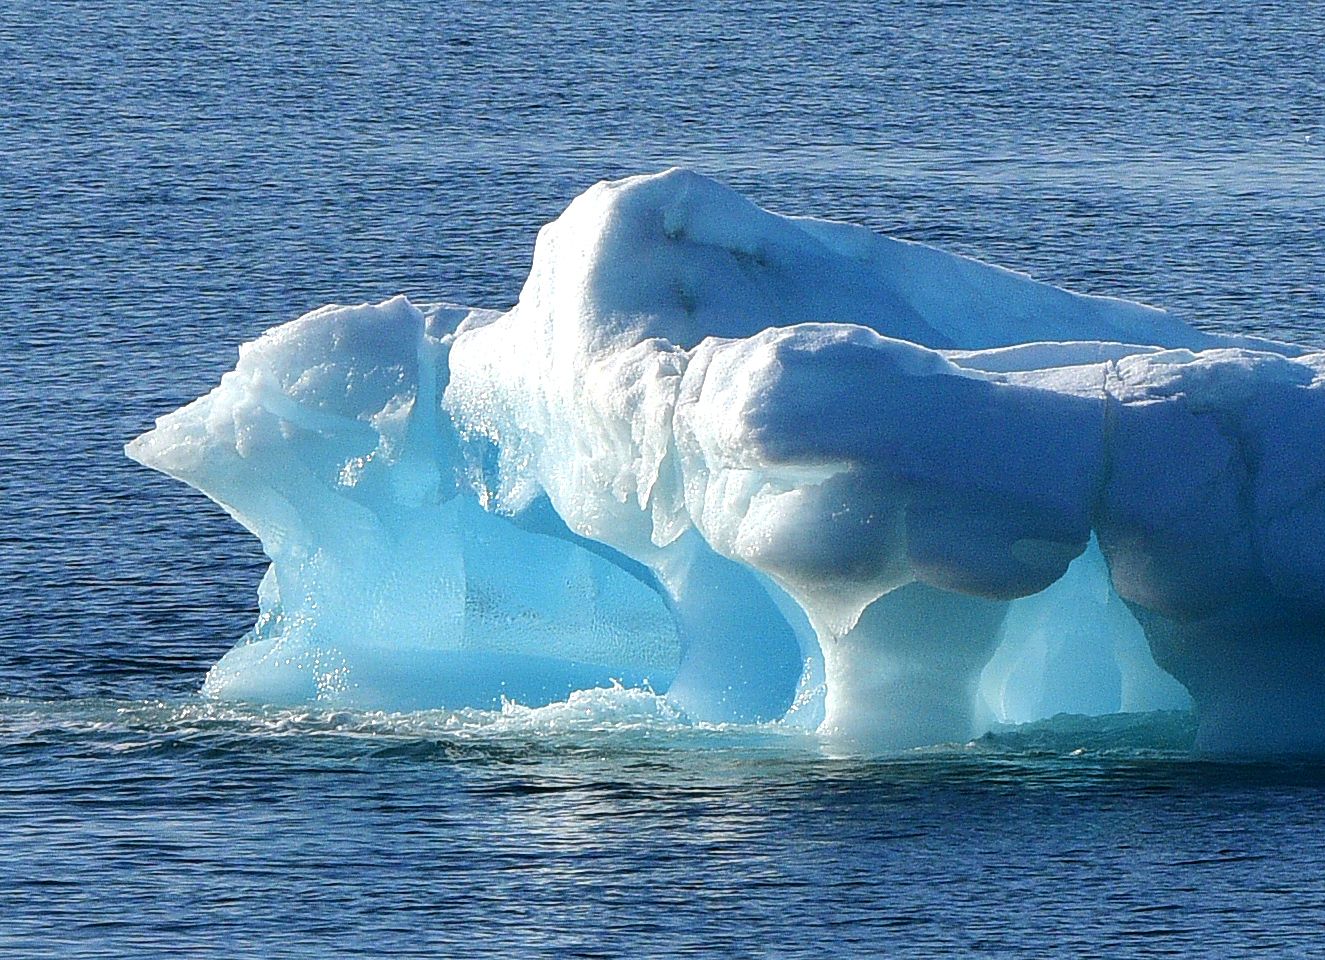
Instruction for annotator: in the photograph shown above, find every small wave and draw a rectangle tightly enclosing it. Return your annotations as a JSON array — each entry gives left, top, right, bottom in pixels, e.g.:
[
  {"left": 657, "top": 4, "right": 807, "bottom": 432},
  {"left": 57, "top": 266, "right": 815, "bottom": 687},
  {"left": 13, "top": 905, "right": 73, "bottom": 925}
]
[
  {"left": 0, "top": 685, "right": 817, "bottom": 763},
  {"left": 0, "top": 691, "right": 1194, "bottom": 759},
  {"left": 971, "top": 709, "right": 1199, "bottom": 758},
  {"left": 11, "top": 693, "right": 1325, "bottom": 788}
]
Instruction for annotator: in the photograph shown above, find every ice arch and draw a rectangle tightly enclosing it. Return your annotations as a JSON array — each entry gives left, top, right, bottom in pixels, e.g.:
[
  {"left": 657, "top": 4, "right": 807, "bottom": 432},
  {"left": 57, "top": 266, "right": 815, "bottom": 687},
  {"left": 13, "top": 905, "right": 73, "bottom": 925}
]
[{"left": 131, "top": 170, "right": 1325, "bottom": 754}]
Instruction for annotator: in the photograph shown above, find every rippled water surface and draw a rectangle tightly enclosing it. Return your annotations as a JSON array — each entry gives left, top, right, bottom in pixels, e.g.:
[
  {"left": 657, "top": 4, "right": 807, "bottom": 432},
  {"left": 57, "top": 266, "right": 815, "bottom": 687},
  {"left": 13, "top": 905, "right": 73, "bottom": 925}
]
[
  {"left": 3, "top": 0, "right": 1325, "bottom": 955},
  {"left": 6, "top": 697, "right": 1325, "bottom": 959}
]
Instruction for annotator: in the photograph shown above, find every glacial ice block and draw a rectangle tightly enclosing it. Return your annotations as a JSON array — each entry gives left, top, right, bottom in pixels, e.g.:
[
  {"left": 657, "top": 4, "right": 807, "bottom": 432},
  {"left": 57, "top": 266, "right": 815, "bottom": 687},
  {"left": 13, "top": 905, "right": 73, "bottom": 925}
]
[
  {"left": 1095, "top": 348, "right": 1325, "bottom": 753},
  {"left": 133, "top": 169, "right": 1325, "bottom": 754},
  {"left": 445, "top": 169, "right": 1324, "bottom": 752},
  {"left": 127, "top": 296, "right": 679, "bottom": 711}
]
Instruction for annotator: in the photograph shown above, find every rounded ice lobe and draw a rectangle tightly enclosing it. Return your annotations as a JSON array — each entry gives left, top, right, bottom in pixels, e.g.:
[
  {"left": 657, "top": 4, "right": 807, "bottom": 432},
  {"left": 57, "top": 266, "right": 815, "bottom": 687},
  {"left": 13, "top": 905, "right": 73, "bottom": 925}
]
[
  {"left": 132, "top": 170, "right": 1325, "bottom": 755},
  {"left": 128, "top": 297, "right": 680, "bottom": 713}
]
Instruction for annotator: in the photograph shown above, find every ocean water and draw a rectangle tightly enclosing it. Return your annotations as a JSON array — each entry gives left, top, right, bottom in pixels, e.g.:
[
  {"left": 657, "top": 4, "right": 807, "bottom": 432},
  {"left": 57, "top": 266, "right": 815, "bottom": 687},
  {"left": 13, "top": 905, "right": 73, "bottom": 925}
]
[{"left": 3, "top": 0, "right": 1325, "bottom": 956}]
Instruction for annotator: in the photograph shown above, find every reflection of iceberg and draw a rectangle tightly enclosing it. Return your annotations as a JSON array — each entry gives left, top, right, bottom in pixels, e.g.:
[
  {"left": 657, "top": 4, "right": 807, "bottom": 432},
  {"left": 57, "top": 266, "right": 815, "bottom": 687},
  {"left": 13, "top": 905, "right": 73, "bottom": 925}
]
[{"left": 130, "top": 170, "right": 1325, "bottom": 755}]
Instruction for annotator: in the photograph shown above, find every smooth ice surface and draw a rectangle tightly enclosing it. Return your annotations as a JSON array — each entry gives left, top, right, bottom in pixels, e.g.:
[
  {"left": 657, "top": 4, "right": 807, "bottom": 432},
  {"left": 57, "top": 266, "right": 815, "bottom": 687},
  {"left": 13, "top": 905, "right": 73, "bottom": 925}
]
[{"left": 134, "top": 170, "right": 1325, "bottom": 753}]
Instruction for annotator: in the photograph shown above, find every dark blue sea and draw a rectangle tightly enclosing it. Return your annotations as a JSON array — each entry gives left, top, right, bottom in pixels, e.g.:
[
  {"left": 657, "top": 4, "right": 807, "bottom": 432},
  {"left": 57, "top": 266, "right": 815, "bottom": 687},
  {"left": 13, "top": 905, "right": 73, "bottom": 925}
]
[{"left": 3, "top": 0, "right": 1325, "bottom": 956}]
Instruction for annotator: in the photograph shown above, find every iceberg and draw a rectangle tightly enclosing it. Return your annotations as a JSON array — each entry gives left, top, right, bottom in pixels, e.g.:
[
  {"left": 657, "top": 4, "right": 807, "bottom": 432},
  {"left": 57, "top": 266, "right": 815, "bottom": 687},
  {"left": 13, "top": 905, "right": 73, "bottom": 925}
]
[{"left": 130, "top": 169, "right": 1325, "bottom": 755}]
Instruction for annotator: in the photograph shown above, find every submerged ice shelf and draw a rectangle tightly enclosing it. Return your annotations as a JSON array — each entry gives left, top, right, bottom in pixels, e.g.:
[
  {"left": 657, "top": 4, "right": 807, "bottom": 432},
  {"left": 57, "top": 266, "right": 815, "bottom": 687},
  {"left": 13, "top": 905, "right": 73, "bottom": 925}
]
[{"left": 129, "top": 170, "right": 1325, "bottom": 755}]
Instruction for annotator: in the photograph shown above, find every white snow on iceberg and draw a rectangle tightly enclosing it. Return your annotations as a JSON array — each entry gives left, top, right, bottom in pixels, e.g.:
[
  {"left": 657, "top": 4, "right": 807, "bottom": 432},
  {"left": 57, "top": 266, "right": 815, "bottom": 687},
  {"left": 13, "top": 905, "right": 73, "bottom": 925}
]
[{"left": 130, "top": 170, "right": 1325, "bottom": 755}]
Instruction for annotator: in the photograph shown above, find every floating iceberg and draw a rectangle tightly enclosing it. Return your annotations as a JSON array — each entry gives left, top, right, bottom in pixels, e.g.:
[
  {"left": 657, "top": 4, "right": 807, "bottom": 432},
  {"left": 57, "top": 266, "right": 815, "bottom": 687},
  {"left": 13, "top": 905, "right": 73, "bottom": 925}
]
[{"left": 130, "top": 170, "right": 1325, "bottom": 755}]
